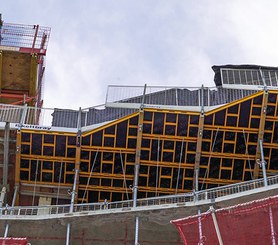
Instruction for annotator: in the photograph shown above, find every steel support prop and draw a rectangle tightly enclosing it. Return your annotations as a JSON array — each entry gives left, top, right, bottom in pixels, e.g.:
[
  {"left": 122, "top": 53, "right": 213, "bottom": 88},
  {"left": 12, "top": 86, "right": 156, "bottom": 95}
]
[
  {"left": 66, "top": 224, "right": 71, "bottom": 245},
  {"left": 254, "top": 89, "right": 268, "bottom": 179},
  {"left": 198, "top": 209, "right": 203, "bottom": 245},
  {"left": 210, "top": 206, "right": 223, "bottom": 245},
  {"left": 133, "top": 84, "right": 146, "bottom": 245},
  {"left": 193, "top": 85, "right": 205, "bottom": 191},
  {"left": 259, "top": 140, "right": 268, "bottom": 187},
  {"left": 269, "top": 206, "right": 276, "bottom": 245},
  {"left": 66, "top": 169, "right": 79, "bottom": 245}
]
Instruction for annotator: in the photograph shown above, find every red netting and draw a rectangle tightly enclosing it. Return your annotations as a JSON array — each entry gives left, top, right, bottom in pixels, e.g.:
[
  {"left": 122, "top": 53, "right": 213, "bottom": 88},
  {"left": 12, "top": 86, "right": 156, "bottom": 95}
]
[
  {"left": 171, "top": 195, "right": 278, "bottom": 245},
  {"left": 0, "top": 237, "right": 28, "bottom": 245}
]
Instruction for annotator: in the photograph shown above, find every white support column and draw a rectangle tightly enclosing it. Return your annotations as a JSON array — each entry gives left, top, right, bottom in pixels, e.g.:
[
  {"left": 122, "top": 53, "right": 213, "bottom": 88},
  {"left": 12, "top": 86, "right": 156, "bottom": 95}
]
[
  {"left": 66, "top": 169, "right": 79, "bottom": 245},
  {"left": 269, "top": 206, "right": 276, "bottom": 245},
  {"left": 259, "top": 140, "right": 268, "bottom": 187},
  {"left": 209, "top": 206, "right": 223, "bottom": 245},
  {"left": 135, "top": 216, "right": 139, "bottom": 245},
  {"left": 133, "top": 84, "right": 146, "bottom": 245},
  {"left": 198, "top": 209, "right": 203, "bottom": 245}
]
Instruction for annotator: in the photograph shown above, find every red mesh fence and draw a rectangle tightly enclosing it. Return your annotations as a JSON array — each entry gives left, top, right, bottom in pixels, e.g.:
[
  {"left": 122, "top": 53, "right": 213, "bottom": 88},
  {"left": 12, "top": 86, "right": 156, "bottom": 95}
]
[
  {"left": 0, "top": 237, "right": 28, "bottom": 245},
  {"left": 0, "top": 22, "right": 51, "bottom": 55},
  {"left": 171, "top": 195, "right": 278, "bottom": 245}
]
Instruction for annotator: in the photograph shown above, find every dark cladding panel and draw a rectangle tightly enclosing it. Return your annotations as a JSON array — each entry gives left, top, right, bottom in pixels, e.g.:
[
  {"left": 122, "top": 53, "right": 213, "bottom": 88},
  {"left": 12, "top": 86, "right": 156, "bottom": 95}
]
[
  {"left": 92, "top": 130, "right": 103, "bottom": 146},
  {"left": 153, "top": 112, "right": 165, "bottom": 134},
  {"left": 177, "top": 114, "right": 188, "bottom": 136},
  {"left": 31, "top": 134, "right": 42, "bottom": 155},
  {"left": 238, "top": 100, "right": 251, "bottom": 128},
  {"left": 214, "top": 109, "right": 226, "bottom": 126},
  {"left": 55, "top": 135, "right": 66, "bottom": 157}
]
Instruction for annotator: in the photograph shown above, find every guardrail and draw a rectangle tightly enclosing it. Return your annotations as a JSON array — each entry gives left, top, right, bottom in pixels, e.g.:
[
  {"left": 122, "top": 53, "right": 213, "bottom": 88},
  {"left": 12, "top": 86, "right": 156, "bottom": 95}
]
[
  {"left": 1, "top": 175, "right": 277, "bottom": 217},
  {"left": 106, "top": 85, "right": 259, "bottom": 108},
  {"left": 0, "top": 22, "right": 51, "bottom": 55},
  {"left": 0, "top": 85, "right": 261, "bottom": 130}
]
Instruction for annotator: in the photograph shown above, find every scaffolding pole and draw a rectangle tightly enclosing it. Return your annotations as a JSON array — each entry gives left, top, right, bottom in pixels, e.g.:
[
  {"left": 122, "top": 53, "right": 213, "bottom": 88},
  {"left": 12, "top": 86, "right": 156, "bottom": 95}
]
[
  {"left": 269, "top": 206, "right": 276, "bottom": 245},
  {"left": 209, "top": 206, "right": 223, "bottom": 245},
  {"left": 198, "top": 209, "right": 203, "bottom": 245},
  {"left": 133, "top": 84, "right": 146, "bottom": 245},
  {"left": 259, "top": 140, "right": 268, "bottom": 187},
  {"left": 4, "top": 186, "right": 17, "bottom": 238},
  {"left": 66, "top": 169, "right": 79, "bottom": 245}
]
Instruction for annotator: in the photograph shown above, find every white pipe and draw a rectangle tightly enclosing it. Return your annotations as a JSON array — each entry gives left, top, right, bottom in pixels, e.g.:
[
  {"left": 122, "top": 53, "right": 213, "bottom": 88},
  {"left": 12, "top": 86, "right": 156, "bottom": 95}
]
[
  {"left": 135, "top": 216, "right": 139, "bottom": 245},
  {"left": 259, "top": 140, "right": 268, "bottom": 187},
  {"left": 269, "top": 207, "right": 276, "bottom": 245},
  {"left": 66, "top": 223, "right": 71, "bottom": 245},
  {"left": 198, "top": 209, "right": 203, "bottom": 245},
  {"left": 210, "top": 206, "right": 223, "bottom": 245}
]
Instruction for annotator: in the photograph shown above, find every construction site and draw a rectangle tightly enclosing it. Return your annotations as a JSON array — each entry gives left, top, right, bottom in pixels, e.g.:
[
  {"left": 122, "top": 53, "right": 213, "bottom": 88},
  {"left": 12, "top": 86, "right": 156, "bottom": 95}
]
[{"left": 0, "top": 16, "right": 277, "bottom": 244}]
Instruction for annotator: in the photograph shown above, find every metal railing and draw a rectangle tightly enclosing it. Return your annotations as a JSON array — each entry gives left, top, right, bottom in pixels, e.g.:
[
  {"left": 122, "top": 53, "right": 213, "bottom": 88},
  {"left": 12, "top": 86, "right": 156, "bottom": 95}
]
[
  {"left": 0, "top": 103, "right": 137, "bottom": 129},
  {"left": 221, "top": 68, "right": 278, "bottom": 87},
  {"left": 0, "top": 84, "right": 275, "bottom": 130},
  {"left": 1, "top": 175, "right": 277, "bottom": 218},
  {"left": 0, "top": 22, "right": 51, "bottom": 54},
  {"left": 106, "top": 85, "right": 259, "bottom": 108}
]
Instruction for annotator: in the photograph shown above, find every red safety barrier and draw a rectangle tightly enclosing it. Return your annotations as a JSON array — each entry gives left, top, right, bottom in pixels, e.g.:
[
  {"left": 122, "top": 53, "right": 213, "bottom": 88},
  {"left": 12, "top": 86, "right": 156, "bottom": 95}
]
[
  {"left": 171, "top": 195, "right": 278, "bottom": 245},
  {"left": 0, "top": 237, "right": 28, "bottom": 245}
]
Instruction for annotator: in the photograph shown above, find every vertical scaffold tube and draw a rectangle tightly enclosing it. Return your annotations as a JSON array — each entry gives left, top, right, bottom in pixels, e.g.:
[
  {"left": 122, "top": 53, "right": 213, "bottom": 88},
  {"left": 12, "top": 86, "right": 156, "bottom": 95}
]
[
  {"left": 259, "top": 140, "right": 268, "bottom": 187},
  {"left": 133, "top": 84, "right": 146, "bottom": 245},
  {"left": 269, "top": 207, "right": 276, "bottom": 245},
  {"left": 210, "top": 206, "right": 223, "bottom": 245},
  {"left": 66, "top": 169, "right": 79, "bottom": 245},
  {"left": 198, "top": 209, "right": 203, "bottom": 245},
  {"left": 135, "top": 216, "right": 139, "bottom": 245}
]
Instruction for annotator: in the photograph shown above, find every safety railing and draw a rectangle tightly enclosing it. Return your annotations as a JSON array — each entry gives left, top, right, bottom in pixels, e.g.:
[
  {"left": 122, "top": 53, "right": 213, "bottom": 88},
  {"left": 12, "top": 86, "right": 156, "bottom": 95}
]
[
  {"left": 0, "top": 103, "right": 137, "bottom": 129},
  {"left": 0, "top": 22, "right": 51, "bottom": 55},
  {"left": 1, "top": 175, "right": 277, "bottom": 217},
  {"left": 105, "top": 85, "right": 259, "bottom": 108},
  {"left": 221, "top": 68, "right": 278, "bottom": 87}
]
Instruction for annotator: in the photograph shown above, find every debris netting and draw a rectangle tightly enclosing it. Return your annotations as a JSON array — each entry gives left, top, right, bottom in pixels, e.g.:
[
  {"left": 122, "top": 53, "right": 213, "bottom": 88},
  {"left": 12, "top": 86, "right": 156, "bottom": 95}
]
[
  {"left": 0, "top": 237, "right": 28, "bottom": 244},
  {"left": 171, "top": 195, "right": 278, "bottom": 245}
]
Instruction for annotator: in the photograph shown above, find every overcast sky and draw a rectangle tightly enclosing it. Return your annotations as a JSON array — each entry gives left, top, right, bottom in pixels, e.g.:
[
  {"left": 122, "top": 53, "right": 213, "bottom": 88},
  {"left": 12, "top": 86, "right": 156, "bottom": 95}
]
[{"left": 2, "top": 1, "right": 278, "bottom": 109}]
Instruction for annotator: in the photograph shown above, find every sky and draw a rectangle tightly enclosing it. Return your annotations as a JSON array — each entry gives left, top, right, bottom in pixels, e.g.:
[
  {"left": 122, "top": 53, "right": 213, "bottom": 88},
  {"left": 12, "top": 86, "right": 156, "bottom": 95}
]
[{"left": 2, "top": 1, "right": 278, "bottom": 109}]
